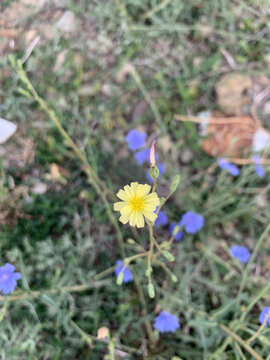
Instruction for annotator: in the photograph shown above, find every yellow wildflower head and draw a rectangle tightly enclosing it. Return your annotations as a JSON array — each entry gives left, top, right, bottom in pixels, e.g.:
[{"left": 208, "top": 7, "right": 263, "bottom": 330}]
[{"left": 114, "top": 182, "right": 160, "bottom": 228}]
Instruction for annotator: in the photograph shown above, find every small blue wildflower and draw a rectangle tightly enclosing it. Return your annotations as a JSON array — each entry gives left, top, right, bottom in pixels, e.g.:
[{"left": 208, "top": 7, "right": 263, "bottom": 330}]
[
  {"left": 115, "top": 260, "right": 133, "bottom": 284},
  {"left": 134, "top": 148, "right": 150, "bottom": 165},
  {"left": 147, "top": 163, "right": 166, "bottom": 183},
  {"left": 218, "top": 158, "right": 240, "bottom": 176},
  {"left": 154, "top": 311, "right": 180, "bottom": 333},
  {"left": 259, "top": 307, "right": 270, "bottom": 327},
  {"left": 0, "top": 263, "right": 21, "bottom": 295},
  {"left": 229, "top": 245, "right": 251, "bottom": 264},
  {"left": 252, "top": 155, "right": 264, "bottom": 178},
  {"left": 125, "top": 129, "right": 146, "bottom": 151},
  {"left": 155, "top": 211, "right": 168, "bottom": 227},
  {"left": 169, "top": 222, "right": 184, "bottom": 241},
  {"left": 179, "top": 211, "right": 204, "bottom": 234}
]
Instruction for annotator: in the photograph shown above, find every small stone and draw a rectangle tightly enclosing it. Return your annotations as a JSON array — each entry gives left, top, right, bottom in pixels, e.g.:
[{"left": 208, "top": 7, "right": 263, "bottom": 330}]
[
  {"left": 31, "top": 182, "right": 47, "bottom": 195},
  {"left": 0, "top": 118, "right": 17, "bottom": 144}
]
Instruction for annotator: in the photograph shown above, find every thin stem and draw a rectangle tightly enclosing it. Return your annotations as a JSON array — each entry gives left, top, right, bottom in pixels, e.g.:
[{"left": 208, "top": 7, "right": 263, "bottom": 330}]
[
  {"left": 218, "top": 323, "right": 263, "bottom": 360},
  {"left": 237, "top": 223, "right": 270, "bottom": 310},
  {"left": 145, "top": 219, "right": 154, "bottom": 280},
  {"left": 0, "top": 281, "right": 109, "bottom": 302},
  {"left": 247, "top": 311, "right": 270, "bottom": 344},
  {"left": 240, "top": 277, "right": 270, "bottom": 323},
  {"left": 15, "top": 63, "right": 125, "bottom": 258}
]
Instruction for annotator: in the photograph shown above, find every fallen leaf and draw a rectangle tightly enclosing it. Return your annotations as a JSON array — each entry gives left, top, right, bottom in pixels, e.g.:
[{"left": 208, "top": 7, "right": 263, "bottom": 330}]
[
  {"left": 201, "top": 114, "right": 257, "bottom": 157},
  {"left": 215, "top": 73, "right": 252, "bottom": 115}
]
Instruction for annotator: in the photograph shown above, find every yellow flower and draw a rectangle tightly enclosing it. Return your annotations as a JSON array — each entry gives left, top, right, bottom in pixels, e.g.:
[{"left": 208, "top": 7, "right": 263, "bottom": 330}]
[{"left": 114, "top": 182, "right": 160, "bottom": 228}]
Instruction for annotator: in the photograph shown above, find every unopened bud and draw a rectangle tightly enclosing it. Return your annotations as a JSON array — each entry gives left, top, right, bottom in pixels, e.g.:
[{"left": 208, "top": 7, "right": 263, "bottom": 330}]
[
  {"left": 150, "top": 140, "right": 156, "bottom": 166},
  {"left": 170, "top": 175, "right": 181, "bottom": 193},
  {"left": 149, "top": 165, "right": 160, "bottom": 180},
  {"left": 148, "top": 283, "right": 155, "bottom": 298},
  {"left": 163, "top": 251, "right": 175, "bottom": 262},
  {"left": 116, "top": 272, "right": 123, "bottom": 285}
]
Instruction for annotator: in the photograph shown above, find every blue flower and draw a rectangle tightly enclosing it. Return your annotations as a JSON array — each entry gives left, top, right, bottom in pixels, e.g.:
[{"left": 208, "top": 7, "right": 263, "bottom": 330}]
[
  {"left": 147, "top": 163, "right": 166, "bottom": 183},
  {"left": 259, "top": 307, "right": 270, "bottom": 327},
  {"left": 169, "top": 222, "right": 184, "bottom": 241},
  {"left": 154, "top": 311, "right": 180, "bottom": 333},
  {"left": 125, "top": 129, "right": 146, "bottom": 151},
  {"left": 0, "top": 263, "right": 21, "bottom": 295},
  {"left": 134, "top": 148, "right": 150, "bottom": 165},
  {"left": 229, "top": 245, "right": 251, "bottom": 263},
  {"left": 115, "top": 260, "right": 133, "bottom": 284},
  {"left": 155, "top": 211, "right": 168, "bottom": 227},
  {"left": 252, "top": 155, "right": 264, "bottom": 178},
  {"left": 179, "top": 211, "right": 204, "bottom": 234},
  {"left": 218, "top": 158, "right": 240, "bottom": 176}
]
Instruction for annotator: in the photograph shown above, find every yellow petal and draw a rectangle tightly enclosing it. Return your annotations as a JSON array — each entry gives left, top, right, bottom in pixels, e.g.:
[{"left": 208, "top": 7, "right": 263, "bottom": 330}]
[
  {"left": 114, "top": 201, "right": 128, "bottom": 211},
  {"left": 123, "top": 185, "right": 133, "bottom": 199},
  {"left": 130, "top": 182, "right": 138, "bottom": 195},
  {"left": 116, "top": 189, "right": 129, "bottom": 201},
  {"left": 136, "top": 213, "right": 145, "bottom": 228},
  {"left": 129, "top": 211, "right": 137, "bottom": 227},
  {"left": 143, "top": 203, "right": 157, "bottom": 212},
  {"left": 137, "top": 184, "right": 151, "bottom": 198},
  {"left": 143, "top": 211, "right": 157, "bottom": 223},
  {"left": 145, "top": 193, "right": 160, "bottom": 206},
  {"left": 119, "top": 214, "right": 130, "bottom": 224},
  {"left": 120, "top": 205, "right": 132, "bottom": 216}
]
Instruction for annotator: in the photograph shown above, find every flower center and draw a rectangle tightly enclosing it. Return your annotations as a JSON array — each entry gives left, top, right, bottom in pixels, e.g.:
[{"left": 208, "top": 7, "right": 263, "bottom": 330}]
[{"left": 130, "top": 196, "right": 144, "bottom": 212}]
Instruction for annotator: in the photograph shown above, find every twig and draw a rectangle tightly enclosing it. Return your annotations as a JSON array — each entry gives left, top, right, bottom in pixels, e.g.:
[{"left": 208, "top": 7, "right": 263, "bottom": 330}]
[{"left": 174, "top": 113, "right": 258, "bottom": 125}]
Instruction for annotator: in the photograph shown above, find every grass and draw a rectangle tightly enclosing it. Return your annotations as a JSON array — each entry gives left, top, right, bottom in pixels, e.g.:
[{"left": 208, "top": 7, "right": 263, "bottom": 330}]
[{"left": 0, "top": 0, "right": 270, "bottom": 359}]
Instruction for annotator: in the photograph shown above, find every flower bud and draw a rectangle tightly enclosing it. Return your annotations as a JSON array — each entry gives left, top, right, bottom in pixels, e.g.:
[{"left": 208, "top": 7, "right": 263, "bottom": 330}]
[
  {"left": 148, "top": 283, "right": 155, "bottom": 298},
  {"left": 116, "top": 272, "right": 124, "bottom": 285},
  {"left": 150, "top": 140, "right": 156, "bottom": 166}
]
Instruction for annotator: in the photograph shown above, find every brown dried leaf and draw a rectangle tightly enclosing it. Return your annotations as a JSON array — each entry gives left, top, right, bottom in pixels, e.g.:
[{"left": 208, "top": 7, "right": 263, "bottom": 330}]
[
  {"left": 201, "top": 114, "right": 257, "bottom": 157},
  {"left": 216, "top": 73, "right": 253, "bottom": 115}
]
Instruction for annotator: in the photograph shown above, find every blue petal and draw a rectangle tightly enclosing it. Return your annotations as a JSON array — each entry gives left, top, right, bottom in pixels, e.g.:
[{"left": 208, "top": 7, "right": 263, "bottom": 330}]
[
  {"left": 154, "top": 311, "right": 180, "bottom": 333},
  {"left": 179, "top": 212, "right": 204, "bottom": 234},
  {"left": 255, "top": 165, "right": 264, "bottom": 178},
  {"left": 259, "top": 307, "right": 270, "bottom": 327},
  {"left": 134, "top": 149, "right": 150, "bottom": 165},
  {"left": 125, "top": 129, "right": 146, "bottom": 151},
  {"left": 155, "top": 211, "right": 168, "bottom": 227},
  {"left": 218, "top": 158, "right": 240, "bottom": 176},
  {"left": 115, "top": 260, "right": 133, "bottom": 284},
  {"left": 229, "top": 245, "right": 251, "bottom": 263}
]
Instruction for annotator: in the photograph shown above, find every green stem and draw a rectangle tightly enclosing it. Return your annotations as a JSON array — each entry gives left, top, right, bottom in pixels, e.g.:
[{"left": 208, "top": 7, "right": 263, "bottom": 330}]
[
  {"left": 0, "top": 281, "right": 109, "bottom": 303},
  {"left": 237, "top": 223, "right": 270, "bottom": 309},
  {"left": 14, "top": 62, "right": 125, "bottom": 259},
  {"left": 240, "top": 277, "right": 270, "bottom": 323}
]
